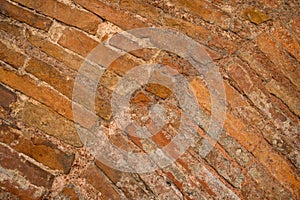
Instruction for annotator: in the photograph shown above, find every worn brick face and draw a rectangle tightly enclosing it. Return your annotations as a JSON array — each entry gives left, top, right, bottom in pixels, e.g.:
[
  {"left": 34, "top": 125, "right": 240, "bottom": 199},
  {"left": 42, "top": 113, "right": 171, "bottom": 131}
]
[
  {"left": 13, "top": 0, "right": 102, "bottom": 34},
  {"left": 0, "top": 0, "right": 52, "bottom": 30},
  {"left": 0, "top": 0, "right": 299, "bottom": 199}
]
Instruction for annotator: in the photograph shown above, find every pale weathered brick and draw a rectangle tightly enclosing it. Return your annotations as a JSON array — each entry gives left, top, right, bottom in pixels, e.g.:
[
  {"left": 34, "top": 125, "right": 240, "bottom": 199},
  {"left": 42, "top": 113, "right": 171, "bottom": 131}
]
[{"left": 17, "top": 101, "right": 83, "bottom": 147}]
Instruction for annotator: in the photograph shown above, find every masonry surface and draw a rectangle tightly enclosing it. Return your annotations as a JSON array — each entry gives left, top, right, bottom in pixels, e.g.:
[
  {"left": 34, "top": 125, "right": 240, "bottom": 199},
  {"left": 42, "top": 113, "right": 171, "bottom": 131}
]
[{"left": 0, "top": 0, "right": 299, "bottom": 199}]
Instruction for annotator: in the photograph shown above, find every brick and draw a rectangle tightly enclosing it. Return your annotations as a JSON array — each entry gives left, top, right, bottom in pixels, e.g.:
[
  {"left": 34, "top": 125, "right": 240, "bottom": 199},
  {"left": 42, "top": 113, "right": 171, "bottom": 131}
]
[
  {"left": 13, "top": 0, "right": 102, "bottom": 34},
  {"left": 164, "top": 16, "right": 211, "bottom": 44},
  {"left": 0, "top": 143, "right": 54, "bottom": 188},
  {"left": 82, "top": 163, "right": 123, "bottom": 199},
  {"left": 266, "top": 79, "right": 300, "bottom": 116},
  {"left": 120, "top": 0, "right": 161, "bottom": 21},
  {"left": 145, "top": 83, "right": 172, "bottom": 99},
  {"left": 241, "top": 180, "right": 265, "bottom": 200},
  {"left": 256, "top": 33, "right": 300, "bottom": 87},
  {"left": 0, "top": 0, "right": 52, "bottom": 30},
  {"left": 0, "top": 122, "right": 75, "bottom": 173},
  {"left": 0, "top": 168, "right": 47, "bottom": 200},
  {"left": 108, "top": 54, "right": 140, "bottom": 76},
  {"left": 26, "top": 31, "right": 84, "bottom": 71},
  {"left": 205, "top": 148, "right": 245, "bottom": 189},
  {"left": 17, "top": 101, "right": 83, "bottom": 147},
  {"left": 169, "top": 0, "right": 231, "bottom": 29},
  {"left": 0, "top": 188, "right": 19, "bottom": 200},
  {"left": 0, "top": 66, "right": 97, "bottom": 130},
  {"left": 73, "top": 0, "right": 148, "bottom": 30},
  {"left": 208, "top": 34, "right": 238, "bottom": 55},
  {"left": 224, "top": 113, "right": 261, "bottom": 152},
  {"left": 218, "top": 133, "right": 254, "bottom": 168},
  {"left": 95, "top": 160, "right": 153, "bottom": 199},
  {"left": 253, "top": 139, "right": 300, "bottom": 197},
  {"left": 0, "top": 40, "right": 26, "bottom": 69},
  {"left": 248, "top": 163, "right": 294, "bottom": 199},
  {"left": 241, "top": 7, "right": 270, "bottom": 25},
  {"left": 59, "top": 185, "right": 80, "bottom": 200},
  {"left": 26, "top": 58, "right": 75, "bottom": 99},
  {"left": 271, "top": 22, "right": 300, "bottom": 62},
  {"left": 0, "top": 84, "right": 16, "bottom": 109},
  {"left": 177, "top": 152, "right": 240, "bottom": 199},
  {"left": 138, "top": 170, "right": 183, "bottom": 199},
  {"left": 58, "top": 28, "right": 99, "bottom": 57},
  {"left": 291, "top": 17, "right": 300, "bottom": 38},
  {"left": 0, "top": 20, "right": 23, "bottom": 37},
  {"left": 238, "top": 50, "right": 273, "bottom": 81}
]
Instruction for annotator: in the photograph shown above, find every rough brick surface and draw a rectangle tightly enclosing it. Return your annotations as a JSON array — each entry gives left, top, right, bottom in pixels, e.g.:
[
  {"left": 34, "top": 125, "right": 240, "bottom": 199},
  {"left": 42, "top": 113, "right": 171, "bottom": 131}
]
[{"left": 0, "top": 0, "right": 299, "bottom": 199}]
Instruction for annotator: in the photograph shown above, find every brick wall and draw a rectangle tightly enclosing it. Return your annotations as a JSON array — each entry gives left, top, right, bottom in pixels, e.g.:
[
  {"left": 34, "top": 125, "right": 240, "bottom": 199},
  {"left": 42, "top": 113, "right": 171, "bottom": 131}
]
[{"left": 0, "top": 0, "right": 299, "bottom": 199}]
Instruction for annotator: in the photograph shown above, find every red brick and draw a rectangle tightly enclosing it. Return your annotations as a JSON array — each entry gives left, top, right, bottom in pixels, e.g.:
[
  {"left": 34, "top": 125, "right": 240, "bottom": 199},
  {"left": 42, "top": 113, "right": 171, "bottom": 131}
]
[
  {"left": 0, "top": 41, "right": 26, "bottom": 69},
  {"left": 95, "top": 159, "right": 153, "bottom": 199},
  {"left": 0, "top": 143, "right": 54, "bottom": 188},
  {"left": 0, "top": 84, "right": 16, "bottom": 109},
  {"left": 0, "top": 0, "right": 52, "bottom": 30},
  {"left": 13, "top": 0, "right": 102, "bottom": 34},
  {"left": 0, "top": 175, "right": 46, "bottom": 200},
  {"left": 58, "top": 28, "right": 99, "bottom": 57},
  {"left": 271, "top": 22, "right": 300, "bottom": 62},
  {"left": 82, "top": 164, "right": 122, "bottom": 199},
  {"left": 0, "top": 66, "right": 97, "bottom": 130},
  {"left": 73, "top": 0, "right": 148, "bottom": 30},
  {"left": 0, "top": 123, "right": 75, "bottom": 173}
]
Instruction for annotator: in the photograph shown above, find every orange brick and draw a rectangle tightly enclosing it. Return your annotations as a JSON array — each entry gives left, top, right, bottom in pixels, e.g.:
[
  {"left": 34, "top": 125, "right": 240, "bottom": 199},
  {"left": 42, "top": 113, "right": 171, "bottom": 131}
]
[
  {"left": 58, "top": 28, "right": 99, "bottom": 57},
  {"left": 253, "top": 139, "right": 300, "bottom": 197},
  {"left": 0, "top": 123, "right": 75, "bottom": 173},
  {"left": 271, "top": 22, "right": 300, "bottom": 62},
  {"left": 0, "top": 66, "right": 97, "bottom": 130},
  {"left": 26, "top": 58, "right": 75, "bottom": 98},
  {"left": 256, "top": 33, "right": 300, "bottom": 87},
  {"left": 169, "top": 0, "right": 231, "bottom": 29},
  {"left": 0, "top": 20, "right": 23, "bottom": 37},
  {"left": 26, "top": 31, "right": 84, "bottom": 71},
  {"left": 0, "top": 41, "right": 26, "bottom": 69},
  {"left": 0, "top": 0, "right": 52, "bottom": 30},
  {"left": 164, "top": 16, "right": 211, "bottom": 44},
  {"left": 73, "top": 0, "right": 148, "bottom": 30},
  {"left": 13, "top": 0, "right": 102, "bottom": 34},
  {"left": 266, "top": 79, "right": 300, "bottom": 116},
  {"left": 291, "top": 17, "right": 300, "bottom": 38}
]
